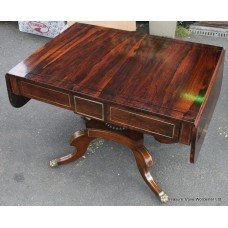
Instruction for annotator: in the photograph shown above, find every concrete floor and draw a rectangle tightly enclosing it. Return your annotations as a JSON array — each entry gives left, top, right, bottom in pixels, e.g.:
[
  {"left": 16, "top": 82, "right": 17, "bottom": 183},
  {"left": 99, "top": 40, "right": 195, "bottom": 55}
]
[{"left": 0, "top": 22, "right": 227, "bottom": 206}]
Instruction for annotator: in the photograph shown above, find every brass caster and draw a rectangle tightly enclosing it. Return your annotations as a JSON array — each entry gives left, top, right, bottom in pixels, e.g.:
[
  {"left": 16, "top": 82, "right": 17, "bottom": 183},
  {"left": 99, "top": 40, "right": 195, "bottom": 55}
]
[
  {"left": 49, "top": 159, "right": 58, "bottom": 168},
  {"left": 159, "top": 191, "right": 169, "bottom": 203}
]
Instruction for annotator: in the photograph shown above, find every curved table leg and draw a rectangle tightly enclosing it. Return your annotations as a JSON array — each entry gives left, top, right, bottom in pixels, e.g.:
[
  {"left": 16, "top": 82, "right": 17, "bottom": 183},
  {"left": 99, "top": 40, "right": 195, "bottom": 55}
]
[
  {"left": 89, "top": 128, "right": 169, "bottom": 203},
  {"left": 49, "top": 120, "right": 168, "bottom": 203},
  {"left": 49, "top": 130, "right": 94, "bottom": 167},
  {"left": 132, "top": 147, "right": 168, "bottom": 203}
]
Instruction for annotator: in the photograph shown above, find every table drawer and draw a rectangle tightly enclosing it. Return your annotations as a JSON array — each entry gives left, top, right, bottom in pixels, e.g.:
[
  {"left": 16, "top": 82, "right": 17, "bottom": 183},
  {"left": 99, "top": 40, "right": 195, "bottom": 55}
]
[
  {"left": 108, "top": 106, "right": 178, "bottom": 139},
  {"left": 74, "top": 96, "right": 104, "bottom": 121},
  {"left": 20, "top": 81, "right": 71, "bottom": 109}
]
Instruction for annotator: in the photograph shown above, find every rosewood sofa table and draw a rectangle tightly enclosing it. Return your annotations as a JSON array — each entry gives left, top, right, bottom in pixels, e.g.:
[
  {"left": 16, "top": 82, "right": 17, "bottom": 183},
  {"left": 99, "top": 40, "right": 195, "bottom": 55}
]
[{"left": 6, "top": 23, "right": 225, "bottom": 203}]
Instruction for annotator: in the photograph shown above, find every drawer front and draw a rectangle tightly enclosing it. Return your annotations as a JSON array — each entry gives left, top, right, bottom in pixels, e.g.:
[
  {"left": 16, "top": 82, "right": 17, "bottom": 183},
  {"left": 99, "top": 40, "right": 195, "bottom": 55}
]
[
  {"left": 20, "top": 81, "right": 71, "bottom": 108},
  {"left": 74, "top": 96, "right": 104, "bottom": 121},
  {"left": 109, "top": 106, "right": 177, "bottom": 138}
]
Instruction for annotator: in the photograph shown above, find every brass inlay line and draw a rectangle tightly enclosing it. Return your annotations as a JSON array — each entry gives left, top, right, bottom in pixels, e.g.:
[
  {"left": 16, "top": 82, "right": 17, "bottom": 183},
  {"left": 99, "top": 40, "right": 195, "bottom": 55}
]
[
  {"left": 109, "top": 106, "right": 175, "bottom": 138},
  {"left": 74, "top": 96, "right": 104, "bottom": 121},
  {"left": 20, "top": 81, "right": 71, "bottom": 108}
]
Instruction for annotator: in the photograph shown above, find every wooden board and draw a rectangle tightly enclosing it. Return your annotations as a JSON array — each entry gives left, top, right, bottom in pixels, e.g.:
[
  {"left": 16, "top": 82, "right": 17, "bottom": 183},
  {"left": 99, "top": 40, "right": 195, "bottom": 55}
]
[{"left": 5, "top": 22, "right": 225, "bottom": 162}]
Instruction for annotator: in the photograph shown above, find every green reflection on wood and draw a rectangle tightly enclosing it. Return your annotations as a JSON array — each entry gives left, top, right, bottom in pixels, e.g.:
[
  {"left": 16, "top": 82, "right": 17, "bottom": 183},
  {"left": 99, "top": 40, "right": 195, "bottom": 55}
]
[{"left": 181, "top": 93, "right": 205, "bottom": 104}]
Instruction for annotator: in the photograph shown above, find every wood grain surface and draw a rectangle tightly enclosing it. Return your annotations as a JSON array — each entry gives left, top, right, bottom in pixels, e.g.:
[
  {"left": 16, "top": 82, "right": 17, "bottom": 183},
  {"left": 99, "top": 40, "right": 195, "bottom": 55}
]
[
  {"left": 6, "top": 23, "right": 224, "bottom": 123},
  {"left": 5, "top": 22, "right": 225, "bottom": 162}
]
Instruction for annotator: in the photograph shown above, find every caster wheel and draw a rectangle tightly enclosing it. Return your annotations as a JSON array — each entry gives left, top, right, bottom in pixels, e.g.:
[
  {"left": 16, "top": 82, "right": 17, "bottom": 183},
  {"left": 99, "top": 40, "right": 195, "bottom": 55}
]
[
  {"left": 49, "top": 159, "right": 59, "bottom": 168},
  {"left": 159, "top": 192, "right": 169, "bottom": 203}
]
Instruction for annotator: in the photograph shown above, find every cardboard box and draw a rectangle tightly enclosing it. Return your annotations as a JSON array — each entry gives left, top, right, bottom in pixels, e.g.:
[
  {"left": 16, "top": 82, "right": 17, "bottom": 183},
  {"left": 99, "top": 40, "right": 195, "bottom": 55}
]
[
  {"left": 18, "top": 21, "right": 67, "bottom": 38},
  {"left": 73, "top": 21, "right": 136, "bottom": 31}
]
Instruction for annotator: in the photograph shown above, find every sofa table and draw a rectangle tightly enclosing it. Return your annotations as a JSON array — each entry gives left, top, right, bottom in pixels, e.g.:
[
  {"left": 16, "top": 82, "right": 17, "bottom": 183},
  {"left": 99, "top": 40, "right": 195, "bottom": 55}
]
[{"left": 5, "top": 23, "right": 225, "bottom": 203}]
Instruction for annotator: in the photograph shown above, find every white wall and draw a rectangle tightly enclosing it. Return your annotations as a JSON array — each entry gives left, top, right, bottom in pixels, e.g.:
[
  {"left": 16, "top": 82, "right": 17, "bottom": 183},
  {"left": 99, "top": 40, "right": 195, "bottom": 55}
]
[{"left": 149, "top": 21, "right": 177, "bottom": 38}]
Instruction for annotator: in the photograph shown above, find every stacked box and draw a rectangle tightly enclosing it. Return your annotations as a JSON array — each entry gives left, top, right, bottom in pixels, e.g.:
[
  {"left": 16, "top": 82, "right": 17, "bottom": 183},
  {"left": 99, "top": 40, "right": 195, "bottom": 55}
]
[{"left": 18, "top": 21, "right": 67, "bottom": 38}]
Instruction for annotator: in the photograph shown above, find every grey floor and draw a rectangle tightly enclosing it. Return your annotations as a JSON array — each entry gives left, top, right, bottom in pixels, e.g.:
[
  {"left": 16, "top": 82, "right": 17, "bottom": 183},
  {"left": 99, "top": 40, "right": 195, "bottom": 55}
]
[{"left": 0, "top": 22, "right": 227, "bottom": 206}]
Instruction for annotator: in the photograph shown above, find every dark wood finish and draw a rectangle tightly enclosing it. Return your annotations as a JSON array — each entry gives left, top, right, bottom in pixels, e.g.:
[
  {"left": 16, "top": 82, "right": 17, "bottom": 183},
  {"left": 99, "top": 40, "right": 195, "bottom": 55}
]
[
  {"left": 50, "top": 130, "right": 93, "bottom": 166},
  {"left": 108, "top": 105, "right": 179, "bottom": 139},
  {"left": 190, "top": 59, "right": 224, "bottom": 163},
  {"left": 179, "top": 123, "right": 193, "bottom": 145},
  {"left": 5, "top": 23, "right": 225, "bottom": 202},
  {"left": 74, "top": 96, "right": 104, "bottom": 120},
  {"left": 5, "top": 76, "right": 30, "bottom": 108},
  {"left": 10, "top": 77, "right": 20, "bottom": 95},
  {"left": 50, "top": 119, "right": 168, "bottom": 203},
  {"left": 20, "top": 81, "right": 71, "bottom": 109},
  {"left": 5, "top": 23, "right": 224, "bottom": 121}
]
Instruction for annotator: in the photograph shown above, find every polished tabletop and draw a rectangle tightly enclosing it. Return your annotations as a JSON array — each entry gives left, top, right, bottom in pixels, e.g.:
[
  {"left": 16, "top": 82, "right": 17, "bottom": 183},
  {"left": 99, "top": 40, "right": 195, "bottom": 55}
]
[{"left": 8, "top": 23, "right": 224, "bottom": 123}]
